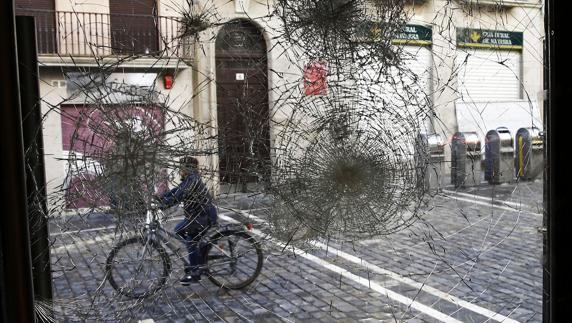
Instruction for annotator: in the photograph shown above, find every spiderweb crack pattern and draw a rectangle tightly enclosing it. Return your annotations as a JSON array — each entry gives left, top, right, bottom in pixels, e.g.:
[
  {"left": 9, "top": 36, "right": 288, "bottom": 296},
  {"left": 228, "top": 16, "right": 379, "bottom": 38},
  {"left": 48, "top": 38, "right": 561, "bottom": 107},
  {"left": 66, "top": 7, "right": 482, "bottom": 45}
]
[{"left": 21, "top": 0, "right": 545, "bottom": 321}]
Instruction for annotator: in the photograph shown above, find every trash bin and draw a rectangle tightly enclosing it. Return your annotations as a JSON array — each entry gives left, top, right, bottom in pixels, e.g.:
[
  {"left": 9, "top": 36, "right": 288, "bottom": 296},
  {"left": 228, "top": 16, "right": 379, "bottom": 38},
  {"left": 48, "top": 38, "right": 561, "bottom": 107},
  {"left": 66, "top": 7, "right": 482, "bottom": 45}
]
[
  {"left": 485, "top": 127, "right": 514, "bottom": 184},
  {"left": 415, "top": 133, "right": 445, "bottom": 191},
  {"left": 515, "top": 127, "right": 544, "bottom": 180},
  {"left": 451, "top": 131, "right": 481, "bottom": 188}
]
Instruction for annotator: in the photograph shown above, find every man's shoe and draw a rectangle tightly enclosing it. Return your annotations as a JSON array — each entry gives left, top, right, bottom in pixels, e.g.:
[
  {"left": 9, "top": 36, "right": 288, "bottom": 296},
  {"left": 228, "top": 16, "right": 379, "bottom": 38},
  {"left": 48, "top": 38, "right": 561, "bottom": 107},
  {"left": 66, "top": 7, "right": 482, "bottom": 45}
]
[{"left": 180, "top": 274, "right": 201, "bottom": 286}]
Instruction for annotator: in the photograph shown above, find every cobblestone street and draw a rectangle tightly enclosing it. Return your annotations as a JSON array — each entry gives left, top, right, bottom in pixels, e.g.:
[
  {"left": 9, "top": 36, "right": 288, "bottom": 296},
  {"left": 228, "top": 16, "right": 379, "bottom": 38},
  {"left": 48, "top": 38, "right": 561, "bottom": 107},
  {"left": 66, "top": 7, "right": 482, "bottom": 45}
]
[{"left": 49, "top": 180, "right": 543, "bottom": 322}]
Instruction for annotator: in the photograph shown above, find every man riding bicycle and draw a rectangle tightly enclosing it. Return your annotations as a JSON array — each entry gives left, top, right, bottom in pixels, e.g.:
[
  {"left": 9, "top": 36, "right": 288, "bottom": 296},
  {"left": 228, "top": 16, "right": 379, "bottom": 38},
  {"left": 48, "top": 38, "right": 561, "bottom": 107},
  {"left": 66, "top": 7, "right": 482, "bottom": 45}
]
[{"left": 156, "top": 157, "right": 218, "bottom": 285}]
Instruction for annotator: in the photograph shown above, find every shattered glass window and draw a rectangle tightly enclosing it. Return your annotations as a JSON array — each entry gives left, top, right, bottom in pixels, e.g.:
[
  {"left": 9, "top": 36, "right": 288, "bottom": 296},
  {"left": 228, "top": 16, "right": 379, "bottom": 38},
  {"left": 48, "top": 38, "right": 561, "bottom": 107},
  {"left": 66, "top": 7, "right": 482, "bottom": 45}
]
[{"left": 17, "top": 0, "right": 545, "bottom": 321}]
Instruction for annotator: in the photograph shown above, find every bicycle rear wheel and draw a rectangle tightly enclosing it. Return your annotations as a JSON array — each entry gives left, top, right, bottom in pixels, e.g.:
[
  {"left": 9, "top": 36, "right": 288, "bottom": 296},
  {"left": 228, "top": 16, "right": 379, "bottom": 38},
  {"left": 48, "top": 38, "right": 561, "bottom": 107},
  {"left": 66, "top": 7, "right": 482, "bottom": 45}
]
[
  {"left": 204, "top": 230, "right": 263, "bottom": 289},
  {"left": 105, "top": 236, "right": 171, "bottom": 298}
]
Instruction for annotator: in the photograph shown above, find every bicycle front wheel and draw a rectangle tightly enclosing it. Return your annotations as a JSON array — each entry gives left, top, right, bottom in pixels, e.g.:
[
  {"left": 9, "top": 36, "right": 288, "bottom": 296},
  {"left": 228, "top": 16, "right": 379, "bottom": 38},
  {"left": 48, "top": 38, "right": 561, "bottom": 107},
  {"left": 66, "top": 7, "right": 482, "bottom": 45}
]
[
  {"left": 205, "top": 230, "right": 263, "bottom": 289},
  {"left": 105, "top": 236, "right": 171, "bottom": 299}
]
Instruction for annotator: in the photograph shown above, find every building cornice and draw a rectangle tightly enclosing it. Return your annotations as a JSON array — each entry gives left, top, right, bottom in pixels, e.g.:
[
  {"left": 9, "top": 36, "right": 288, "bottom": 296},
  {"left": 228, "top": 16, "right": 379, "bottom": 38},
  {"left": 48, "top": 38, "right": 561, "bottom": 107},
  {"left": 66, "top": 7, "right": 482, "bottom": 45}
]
[{"left": 38, "top": 55, "right": 192, "bottom": 70}]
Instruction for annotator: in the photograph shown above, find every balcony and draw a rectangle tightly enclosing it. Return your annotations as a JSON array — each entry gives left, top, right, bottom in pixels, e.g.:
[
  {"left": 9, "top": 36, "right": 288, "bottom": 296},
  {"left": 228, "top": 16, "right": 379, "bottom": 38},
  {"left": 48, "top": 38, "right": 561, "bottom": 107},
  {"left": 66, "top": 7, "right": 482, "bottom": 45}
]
[{"left": 16, "top": 9, "right": 192, "bottom": 62}]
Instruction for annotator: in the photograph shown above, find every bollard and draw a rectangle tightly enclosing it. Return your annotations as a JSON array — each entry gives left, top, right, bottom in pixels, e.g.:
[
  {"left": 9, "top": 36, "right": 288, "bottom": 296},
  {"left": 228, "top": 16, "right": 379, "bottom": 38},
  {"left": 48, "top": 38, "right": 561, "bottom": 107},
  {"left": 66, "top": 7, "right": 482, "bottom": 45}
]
[
  {"left": 415, "top": 133, "right": 445, "bottom": 191},
  {"left": 515, "top": 127, "right": 544, "bottom": 180},
  {"left": 485, "top": 127, "right": 514, "bottom": 184},
  {"left": 451, "top": 131, "right": 481, "bottom": 188}
]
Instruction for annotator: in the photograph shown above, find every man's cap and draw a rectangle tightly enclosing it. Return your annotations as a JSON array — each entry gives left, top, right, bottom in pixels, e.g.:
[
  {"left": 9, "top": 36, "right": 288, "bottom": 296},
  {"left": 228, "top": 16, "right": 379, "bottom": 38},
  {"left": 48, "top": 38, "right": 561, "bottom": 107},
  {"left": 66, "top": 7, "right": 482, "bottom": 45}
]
[{"left": 180, "top": 156, "right": 199, "bottom": 169}]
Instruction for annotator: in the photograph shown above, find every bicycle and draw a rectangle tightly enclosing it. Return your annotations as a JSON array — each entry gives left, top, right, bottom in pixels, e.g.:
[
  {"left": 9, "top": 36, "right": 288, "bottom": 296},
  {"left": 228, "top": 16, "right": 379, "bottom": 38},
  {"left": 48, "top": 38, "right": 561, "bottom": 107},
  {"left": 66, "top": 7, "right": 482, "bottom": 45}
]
[{"left": 104, "top": 203, "right": 264, "bottom": 299}]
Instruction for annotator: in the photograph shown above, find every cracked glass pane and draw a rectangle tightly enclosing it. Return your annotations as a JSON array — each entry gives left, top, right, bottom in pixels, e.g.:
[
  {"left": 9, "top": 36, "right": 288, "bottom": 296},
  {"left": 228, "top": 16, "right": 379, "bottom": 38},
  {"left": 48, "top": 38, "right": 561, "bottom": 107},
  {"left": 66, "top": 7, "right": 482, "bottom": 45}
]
[{"left": 17, "top": 0, "right": 544, "bottom": 321}]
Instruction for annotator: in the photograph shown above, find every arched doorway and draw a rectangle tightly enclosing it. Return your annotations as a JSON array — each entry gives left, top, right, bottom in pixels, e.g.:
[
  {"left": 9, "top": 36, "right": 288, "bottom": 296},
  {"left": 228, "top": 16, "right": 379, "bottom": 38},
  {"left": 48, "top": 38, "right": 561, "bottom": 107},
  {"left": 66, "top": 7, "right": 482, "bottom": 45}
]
[{"left": 215, "top": 20, "right": 270, "bottom": 189}]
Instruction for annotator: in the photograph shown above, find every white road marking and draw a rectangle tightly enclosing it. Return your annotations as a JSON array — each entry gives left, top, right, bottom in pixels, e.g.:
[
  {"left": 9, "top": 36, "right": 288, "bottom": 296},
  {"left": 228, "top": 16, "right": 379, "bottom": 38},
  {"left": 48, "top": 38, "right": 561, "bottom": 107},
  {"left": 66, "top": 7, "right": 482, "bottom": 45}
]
[
  {"left": 278, "top": 241, "right": 464, "bottom": 323},
  {"left": 52, "top": 232, "right": 119, "bottom": 253},
  {"left": 442, "top": 189, "right": 538, "bottom": 210},
  {"left": 441, "top": 193, "right": 542, "bottom": 216},
  {"left": 51, "top": 225, "right": 116, "bottom": 237},
  {"left": 49, "top": 204, "right": 524, "bottom": 322},
  {"left": 218, "top": 214, "right": 463, "bottom": 323},
  {"left": 227, "top": 211, "right": 521, "bottom": 323},
  {"left": 310, "top": 240, "right": 520, "bottom": 323},
  {"left": 361, "top": 213, "right": 492, "bottom": 247}
]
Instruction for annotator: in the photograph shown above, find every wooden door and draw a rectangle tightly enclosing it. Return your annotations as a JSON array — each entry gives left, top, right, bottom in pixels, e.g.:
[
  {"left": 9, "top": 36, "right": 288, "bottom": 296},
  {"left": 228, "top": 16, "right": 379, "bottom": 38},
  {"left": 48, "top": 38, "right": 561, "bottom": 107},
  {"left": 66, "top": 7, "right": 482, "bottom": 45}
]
[{"left": 215, "top": 20, "right": 270, "bottom": 184}]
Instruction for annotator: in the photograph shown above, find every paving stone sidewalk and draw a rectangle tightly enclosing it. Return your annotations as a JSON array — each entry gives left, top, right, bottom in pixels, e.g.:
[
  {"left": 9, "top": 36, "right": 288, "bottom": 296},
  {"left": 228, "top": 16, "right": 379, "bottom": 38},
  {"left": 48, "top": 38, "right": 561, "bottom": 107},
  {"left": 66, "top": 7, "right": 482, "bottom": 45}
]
[{"left": 49, "top": 180, "right": 543, "bottom": 322}]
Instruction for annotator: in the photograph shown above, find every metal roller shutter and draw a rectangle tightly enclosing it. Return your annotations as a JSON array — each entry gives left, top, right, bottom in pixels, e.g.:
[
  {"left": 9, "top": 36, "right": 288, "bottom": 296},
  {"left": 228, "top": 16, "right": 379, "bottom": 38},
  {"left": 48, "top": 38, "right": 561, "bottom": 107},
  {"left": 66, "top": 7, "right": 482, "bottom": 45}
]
[
  {"left": 356, "top": 45, "right": 433, "bottom": 156},
  {"left": 456, "top": 48, "right": 521, "bottom": 102},
  {"left": 401, "top": 45, "right": 432, "bottom": 96},
  {"left": 358, "top": 45, "right": 432, "bottom": 112},
  {"left": 401, "top": 45, "right": 433, "bottom": 132}
]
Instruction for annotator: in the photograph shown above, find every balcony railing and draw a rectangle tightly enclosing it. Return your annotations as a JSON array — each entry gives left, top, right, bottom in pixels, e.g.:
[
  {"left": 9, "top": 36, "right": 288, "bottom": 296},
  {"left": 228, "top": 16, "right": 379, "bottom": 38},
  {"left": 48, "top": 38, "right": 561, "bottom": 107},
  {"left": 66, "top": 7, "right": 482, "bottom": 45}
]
[{"left": 16, "top": 9, "right": 191, "bottom": 58}]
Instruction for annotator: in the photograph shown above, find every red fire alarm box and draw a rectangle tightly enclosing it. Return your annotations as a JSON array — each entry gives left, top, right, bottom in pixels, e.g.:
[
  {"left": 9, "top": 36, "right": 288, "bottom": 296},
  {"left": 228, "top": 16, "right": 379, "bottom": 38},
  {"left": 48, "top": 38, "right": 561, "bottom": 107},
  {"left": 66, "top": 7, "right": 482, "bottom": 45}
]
[
  {"left": 163, "top": 74, "right": 173, "bottom": 89},
  {"left": 304, "top": 60, "right": 327, "bottom": 95}
]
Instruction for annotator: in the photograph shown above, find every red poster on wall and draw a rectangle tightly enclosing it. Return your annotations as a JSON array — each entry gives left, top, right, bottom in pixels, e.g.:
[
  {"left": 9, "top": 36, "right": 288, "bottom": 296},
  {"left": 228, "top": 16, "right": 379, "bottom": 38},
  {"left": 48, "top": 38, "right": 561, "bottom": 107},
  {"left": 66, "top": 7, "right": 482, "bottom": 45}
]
[{"left": 304, "top": 60, "right": 328, "bottom": 95}]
